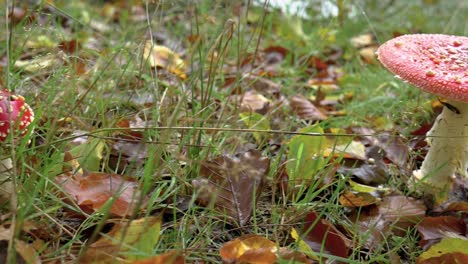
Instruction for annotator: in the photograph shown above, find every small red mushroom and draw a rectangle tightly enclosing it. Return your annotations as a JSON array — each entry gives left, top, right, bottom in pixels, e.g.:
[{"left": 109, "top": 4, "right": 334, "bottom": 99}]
[
  {"left": 0, "top": 89, "right": 34, "bottom": 142},
  {"left": 0, "top": 89, "right": 34, "bottom": 200},
  {"left": 377, "top": 34, "right": 468, "bottom": 193}
]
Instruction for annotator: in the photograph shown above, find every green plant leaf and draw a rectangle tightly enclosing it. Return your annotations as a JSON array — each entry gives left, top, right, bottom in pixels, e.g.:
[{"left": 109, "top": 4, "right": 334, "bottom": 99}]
[
  {"left": 239, "top": 112, "right": 271, "bottom": 144},
  {"left": 286, "top": 125, "right": 329, "bottom": 182},
  {"left": 69, "top": 137, "right": 106, "bottom": 172}
]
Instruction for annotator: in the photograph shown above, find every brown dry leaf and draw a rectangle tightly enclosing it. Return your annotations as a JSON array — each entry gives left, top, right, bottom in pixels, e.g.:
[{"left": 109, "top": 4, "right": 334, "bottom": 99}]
[
  {"left": 417, "top": 216, "right": 466, "bottom": 250},
  {"left": 289, "top": 96, "right": 327, "bottom": 121},
  {"left": 55, "top": 172, "right": 144, "bottom": 217},
  {"left": 433, "top": 201, "right": 468, "bottom": 213},
  {"left": 8, "top": 6, "right": 35, "bottom": 25},
  {"left": 192, "top": 150, "right": 269, "bottom": 226},
  {"left": 58, "top": 39, "right": 80, "bottom": 54},
  {"left": 239, "top": 90, "right": 271, "bottom": 114},
  {"left": 339, "top": 191, "right": 379, "bottom": 207},
  {"left": 263, "top": 46, "right": 288, "bottom": 60},
  {"left": 352, "top": 195, "right": 426, "bottom": 249},
  {"left": 220, "top": 234, "right": 277, "bottom": 264},
  {"left": 143, "top": 40, "right": 187, "bottom": 79},
  {"left": 301, "top": 212, "right": 351, "bottom": 260},
  {"left": 338, "top": 162, "right": 388, "bottom": 185},
  {"left": 242, "top": 75, "right": 281, "bottom": 96},
  {"left": 0, "top": 226, "right": 41, "bottom": 264},
  {"left": 379, "top": 196, "right": 426, "bottom": 225},
  {"left": 129, "top": 251, "right": 185, "bottom": 264},
  {"left": 375, "top": 133, "right": 410, "bottom": 170},
  {"left": 81, "top": 216, "right": 161, "bottom": 263},
  {"left": 262, "top": 46, "right": 289, "bottom": 76}
]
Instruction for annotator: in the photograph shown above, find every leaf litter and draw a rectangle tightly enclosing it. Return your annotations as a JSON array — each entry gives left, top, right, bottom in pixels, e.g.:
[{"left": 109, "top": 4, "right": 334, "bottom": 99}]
[{"left": 2, "top": 1, "right": 467, "bottom": 263}]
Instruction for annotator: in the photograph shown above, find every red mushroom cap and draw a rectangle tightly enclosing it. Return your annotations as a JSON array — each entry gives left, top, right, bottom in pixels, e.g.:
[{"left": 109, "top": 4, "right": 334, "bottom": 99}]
[
  {"left": 0, "top": 90, "right": 34, "bottom": 142},
  {"left": 377, "top": 34, "right": 468, "bottom": 102}
]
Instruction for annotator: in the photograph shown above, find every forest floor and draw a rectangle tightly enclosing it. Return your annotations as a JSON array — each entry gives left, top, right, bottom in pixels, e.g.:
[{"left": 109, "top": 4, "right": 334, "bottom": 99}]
[{"left": 0, "top": 1, "right": 467, "bottom": 263}]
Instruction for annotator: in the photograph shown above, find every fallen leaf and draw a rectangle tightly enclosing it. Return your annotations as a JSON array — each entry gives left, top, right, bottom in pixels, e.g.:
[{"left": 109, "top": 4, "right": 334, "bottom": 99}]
[
  {"left": 349, "top": 180, "right": 390, "bottom": 193},
  {"left": 241, "top": 75, "right": 281, "bottom": 96},
  {"left": 192, "top": 150, "right": 269, "bottom": 226},
  {"left": 81, "top": 216, "right": 161, "bottom": 263},
  {"left": 290, "top": 228, "right": 319, "bottom": 261},
  {"left": 375, "top": 133, "right": 410, "bottom": 170},
  {"left": 129, "top": 251, "right": 185, "bottom": 264},
  {"left": 8, "top": 6, "right": 35, "bottom": 25},
  {"left": 239, "top": 112, "right": 271, "bottom": 144},
  {"left": 69, "top": 137, "right": 107, "bottom": 172},
  {"left": 417, "top": 216, "right": 466, "bottom": 250},
  {"left": 416, "top": 237, "right": 468, "bottom": 264},
  {"left": 220, "top": 234, "right": 277, "bottom": 264},
  {"left": 289, "top": 96, "right": 327, "bottom": 121},
  {"left": 301, "top": 212, "right": 350, "bottom": 260},
  {"left": 239, "top": 90, "right": 271, "bottom": 114},
  {"left": 379, "top": 196, "right": 427, "bottom": 227},
  {"left": 339, "top": 191, "right": 379, "bottom": 207},
  {"left": 286, "top": 125, "right": 329, "bottom": 186},
  {"left": 432, "top": 201, "right": 468, "bottom": 213},
  {"left": 0, "top": 226, "right": 41, "bottom": 264},
  {"left": 14, "top": 54, "right": 63, "bottom": 72},
  {"left": 263, "top": 46, "right": 288, "bottom": 60},
  {"left": 338, "top": 163, "right": 388, "bottom": 185},
  {"left": 277, "top": 247, "right": 317, "bottom": 264},
  {"left": 325, "top": 139, "right": 366, "bottom": 160},
  {"left": 143, "top": 40, "right": 186, "bottom": 78},
  {"left": 56, "top": 172, "right": 144, "bottom": 217},
  {"left": 352, "top": 195, "right": 426, "bottom": 249}
]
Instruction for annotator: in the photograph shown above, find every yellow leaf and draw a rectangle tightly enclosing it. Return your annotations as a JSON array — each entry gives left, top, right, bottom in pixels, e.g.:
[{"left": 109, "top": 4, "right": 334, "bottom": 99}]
[
  {"left": 417, "top": 237, "right": 468, "bottom": 263},
  {"left": 82, "top": 216, "right": 162, "bottom": 263},
  {"left": 349, "top": 180, "right": 390, "bottom": 193},
  {"left": 14, "top": 54, "right": 62, "bottom": 72},
  {"left": 143, "top": 41, "right": 186, "bottom": 79},
  {"left": 290, "top": 228, "right": 319, "bottom": 261},
  {"left": 220, "top": 234, "right": 277, "bottom": 264}
]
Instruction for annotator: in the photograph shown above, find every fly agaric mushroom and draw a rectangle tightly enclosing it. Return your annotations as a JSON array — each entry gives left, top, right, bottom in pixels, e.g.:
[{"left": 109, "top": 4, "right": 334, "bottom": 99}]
[
  {"left": 0, "top": 89, "right": 34, "bottom": 141},
  {"left": 0, "top": 89, "right": 34, "bottom": 200},
  {"left": 377, "top": 34, "right": 467, "bottom": 193}
]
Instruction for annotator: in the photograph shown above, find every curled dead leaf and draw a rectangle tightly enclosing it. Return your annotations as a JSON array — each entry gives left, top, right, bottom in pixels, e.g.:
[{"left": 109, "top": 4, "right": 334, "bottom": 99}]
[{"left": 289, "top": 96, "right": 327, "bottom": 121}]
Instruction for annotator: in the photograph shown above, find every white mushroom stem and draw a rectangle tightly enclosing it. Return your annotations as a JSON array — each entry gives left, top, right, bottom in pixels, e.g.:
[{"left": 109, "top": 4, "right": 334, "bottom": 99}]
[{"left": 413, "top": 100, "right": 468, "bottom": 189}]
